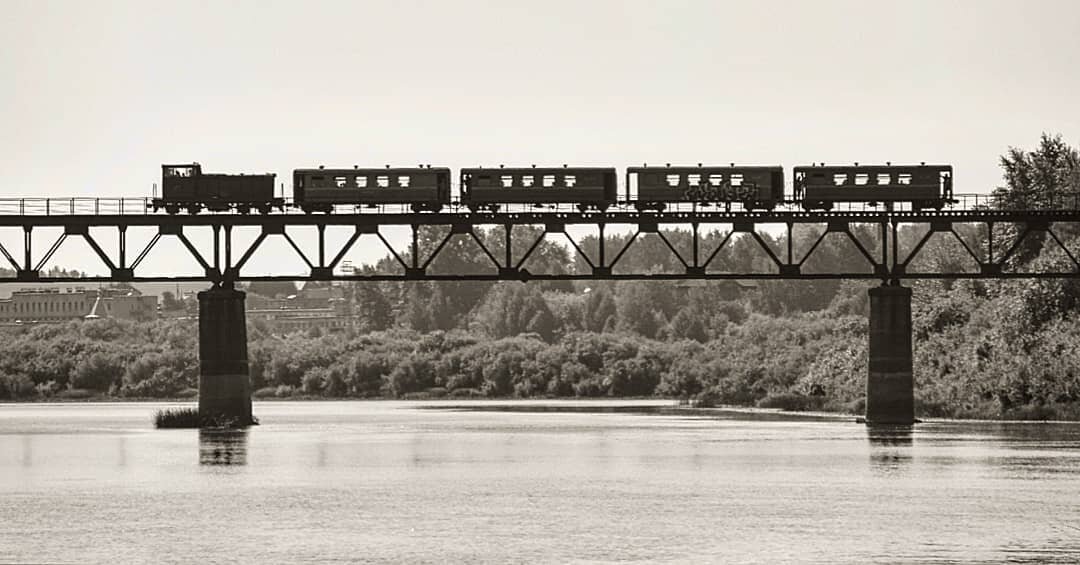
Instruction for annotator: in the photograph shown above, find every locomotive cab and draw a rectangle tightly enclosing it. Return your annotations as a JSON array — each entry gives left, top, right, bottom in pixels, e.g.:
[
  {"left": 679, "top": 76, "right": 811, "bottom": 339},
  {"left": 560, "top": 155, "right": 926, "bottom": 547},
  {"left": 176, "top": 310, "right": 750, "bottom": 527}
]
[{"left": 153, "top": 162, "right": 280, "bottom": 214}]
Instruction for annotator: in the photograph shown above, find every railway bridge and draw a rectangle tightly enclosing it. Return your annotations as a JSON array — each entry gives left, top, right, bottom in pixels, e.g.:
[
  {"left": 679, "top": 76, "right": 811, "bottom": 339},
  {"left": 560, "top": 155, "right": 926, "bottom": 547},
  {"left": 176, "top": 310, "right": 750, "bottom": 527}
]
[{"left": 2, "top": 196, "right": 1079, "bottom": 425}]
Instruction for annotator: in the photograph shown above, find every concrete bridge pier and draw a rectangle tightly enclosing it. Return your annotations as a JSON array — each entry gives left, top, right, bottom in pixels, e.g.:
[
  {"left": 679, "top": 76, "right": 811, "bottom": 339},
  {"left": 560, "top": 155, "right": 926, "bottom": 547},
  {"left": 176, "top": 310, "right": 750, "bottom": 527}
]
[
  {"left": 866, "top": 285, "right": 915, "bottom": 425},
  {"left": 198, "top": 285, "right": 254, "bottom": 426}
]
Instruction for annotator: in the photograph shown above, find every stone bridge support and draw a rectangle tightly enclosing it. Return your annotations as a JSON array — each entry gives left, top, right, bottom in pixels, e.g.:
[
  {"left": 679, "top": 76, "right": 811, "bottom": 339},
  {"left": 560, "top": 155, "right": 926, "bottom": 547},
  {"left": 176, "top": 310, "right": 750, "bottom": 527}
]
[
  {"left": 866, "top": 285, "right": 915, "bottom": 425},
  {"left": 198, "top": 285, "right": 253, "bottom": 426}
]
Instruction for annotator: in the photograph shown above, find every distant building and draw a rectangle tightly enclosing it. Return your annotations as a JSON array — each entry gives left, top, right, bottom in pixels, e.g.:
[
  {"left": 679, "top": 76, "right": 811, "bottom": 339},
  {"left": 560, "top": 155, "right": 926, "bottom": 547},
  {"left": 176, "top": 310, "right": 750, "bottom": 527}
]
[
  {"left": 247, "top": 306, "right": 355, "bottom": 333},
  {"left": 245, "top": 282, "right": 354, "bottom": 334},
  {"left": 0, "top": 287, "right": 157, "bottom": 324}
]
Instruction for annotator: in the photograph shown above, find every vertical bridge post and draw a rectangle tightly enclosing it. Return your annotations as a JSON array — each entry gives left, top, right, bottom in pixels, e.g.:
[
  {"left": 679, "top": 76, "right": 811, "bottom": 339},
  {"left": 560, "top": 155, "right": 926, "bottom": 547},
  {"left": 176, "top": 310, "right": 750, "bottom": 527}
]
[
  {"left": 198, "top": 285, "right": 253, "bottom": 426},
  {"left": 866, "top": 285, "right": 914, "bottom": 425}
]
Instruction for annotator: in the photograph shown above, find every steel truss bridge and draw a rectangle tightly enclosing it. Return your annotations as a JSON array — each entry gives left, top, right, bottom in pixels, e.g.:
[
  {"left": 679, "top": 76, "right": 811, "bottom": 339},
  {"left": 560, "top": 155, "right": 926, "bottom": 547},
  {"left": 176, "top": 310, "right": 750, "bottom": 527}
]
[{"left": 0, "top": 196, "right": 1079, "bottom": 284}]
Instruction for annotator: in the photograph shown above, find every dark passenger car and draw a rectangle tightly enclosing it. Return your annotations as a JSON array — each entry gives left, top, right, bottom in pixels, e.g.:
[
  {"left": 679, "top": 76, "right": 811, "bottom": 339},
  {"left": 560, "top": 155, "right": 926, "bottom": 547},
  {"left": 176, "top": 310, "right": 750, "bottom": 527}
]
[
  {"left": 794, "top": 164, "right": 954, "bottom": 210},
  {"left": 292, "top": 167, "right": 451, "bottom": 213},
  {"left": 460, "top": 167, "right": 618, "bottom": 212},
  {"left": 626, "top": 165, "right": 785, "bottom": 210}
]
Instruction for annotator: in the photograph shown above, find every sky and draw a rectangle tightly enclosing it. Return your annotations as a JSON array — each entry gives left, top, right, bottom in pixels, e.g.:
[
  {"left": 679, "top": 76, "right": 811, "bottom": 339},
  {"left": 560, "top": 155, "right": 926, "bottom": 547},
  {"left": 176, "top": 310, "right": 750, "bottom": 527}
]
[{"left": 1, "top": 0, "right": 1079, "bottom": 277}]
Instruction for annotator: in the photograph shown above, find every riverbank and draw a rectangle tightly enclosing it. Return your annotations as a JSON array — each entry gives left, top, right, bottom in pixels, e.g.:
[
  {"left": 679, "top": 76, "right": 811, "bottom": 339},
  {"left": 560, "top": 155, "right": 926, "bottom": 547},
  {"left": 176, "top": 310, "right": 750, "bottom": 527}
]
[{"left": 9, "top": 395, "right": 1080, "bottom": 424}]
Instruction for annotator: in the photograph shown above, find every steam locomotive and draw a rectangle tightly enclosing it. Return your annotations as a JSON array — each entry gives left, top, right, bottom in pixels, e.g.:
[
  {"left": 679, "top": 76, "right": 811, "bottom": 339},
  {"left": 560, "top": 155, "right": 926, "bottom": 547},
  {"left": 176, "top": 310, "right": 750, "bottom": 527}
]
[{"left": 152, "top": 162, "right": 954, "bottom": 214}]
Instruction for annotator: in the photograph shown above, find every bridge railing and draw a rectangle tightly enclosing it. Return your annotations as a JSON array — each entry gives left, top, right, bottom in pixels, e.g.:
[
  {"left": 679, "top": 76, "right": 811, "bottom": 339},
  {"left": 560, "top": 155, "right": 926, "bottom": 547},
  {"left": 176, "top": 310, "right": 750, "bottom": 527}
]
[
  {"left": 0, "top": 197, "right": 155, "bottom": 216},
  {"left": 0, "top": 193, "right": 1079, "bottom": 216}
]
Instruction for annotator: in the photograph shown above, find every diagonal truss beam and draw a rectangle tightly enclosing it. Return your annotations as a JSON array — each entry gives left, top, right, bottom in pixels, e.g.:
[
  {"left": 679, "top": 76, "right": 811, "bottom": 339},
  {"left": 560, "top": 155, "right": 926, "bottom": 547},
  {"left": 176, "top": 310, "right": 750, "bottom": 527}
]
[
  {"left": 232, "top": 233, "right": 267, "bottom": 272},
  {"left": 80, "top": 232, "right": 117, "bottom": 271},
  {"left": 1045, "top": 226, "right": 1080, "bottom": 270},
  {"left": 841, "top": 229, "right": 880, "bottom": 270},
  {"left": 33, "top": 233, "right": 66, "bottom": 271},
  {"left": 749, "top": 231, "right": 784, "bottom": 270},
  {"left": 993, "top": 225, "right": 1034, "bottom": 267},
  {"left": 377, "top": 231, "right": 409, "bottom": 271},
  {"left": 282, "top": 231, "right": 315, "bottom": 270},
  {"left": 0, "top": 239, "right": 20, "bottom": 271},
  {"left": 656, "top": 231, "right": 689, "bottom": 269},
  {"left": 177, "top": 232, "right": 213, "bottom": 272},
  {"left": 514, "top": 230, "right": 548, "bottom": 270},
  {"left": 328, "top": 230, "right": 362, "bottom": 271},
  {"left": 130, "top": 234, "right": 161, "bottom": 269},
  {"left": 797, "top": 229, "right": 831, "bottom": 267},
  {"left": 606, "top": 231, "right": 641, "bottom": 271},
  {"left": 421, "top": 229, "right": 455, "bottom": 271},
  {"left": 468, "top": 230, "right": 502, "bottom": 269},
  {"left": 948, "top": 228, "right": 983, "bottom": 265},
  {"left": 563, "top": 232, "right": 595, "bottom": 270},
  {"left": 899, "top": 228, "right": 935, "bottom": 268},
  {"left": 701, "top": 231, "right": 735, "bottom": 270}
]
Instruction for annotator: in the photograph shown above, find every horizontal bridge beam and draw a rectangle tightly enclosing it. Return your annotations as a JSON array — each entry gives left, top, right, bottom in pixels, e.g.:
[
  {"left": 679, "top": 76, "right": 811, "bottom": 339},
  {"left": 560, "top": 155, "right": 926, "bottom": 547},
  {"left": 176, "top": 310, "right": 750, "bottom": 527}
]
[
  {"left": 2, "top": 272, "right": 1079, "bottom": 284},
  {"left": 2, "top": 211, "right": 1080, "bottom": 228}
]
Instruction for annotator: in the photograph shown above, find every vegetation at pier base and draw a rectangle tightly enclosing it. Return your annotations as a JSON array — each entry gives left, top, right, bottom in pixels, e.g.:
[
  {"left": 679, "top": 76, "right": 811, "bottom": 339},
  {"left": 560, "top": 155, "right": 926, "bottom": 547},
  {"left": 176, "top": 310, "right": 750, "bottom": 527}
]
[
  {"left": 154, "top": 408, "right": 201, "bottom": 428},
  {"left": 153, "top": 407, "right": 257, "bottom": 429},
  {"left": 2, "top": 134, "right": 1080, "bottom": 420}
]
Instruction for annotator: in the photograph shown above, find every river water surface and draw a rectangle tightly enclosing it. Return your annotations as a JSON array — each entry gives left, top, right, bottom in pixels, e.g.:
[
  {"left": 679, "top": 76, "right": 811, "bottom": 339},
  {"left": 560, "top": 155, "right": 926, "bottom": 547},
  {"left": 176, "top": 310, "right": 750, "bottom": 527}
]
[{"left": 2, "top": 400, "right": 1080, "bottom": 564}]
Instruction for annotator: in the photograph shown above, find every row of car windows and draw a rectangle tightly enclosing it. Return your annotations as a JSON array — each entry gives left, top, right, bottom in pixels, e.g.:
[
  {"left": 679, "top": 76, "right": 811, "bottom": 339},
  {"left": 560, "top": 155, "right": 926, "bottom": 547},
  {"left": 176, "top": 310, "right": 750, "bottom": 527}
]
[
  {"left": 802, "top": 173, "right": 926, "bottom": 186},
  {"left": 305, "top": 172, "right": 942, "bottom": 189},
  {"left": 306, "top": 174, "right": 596, "bottom": 189}
]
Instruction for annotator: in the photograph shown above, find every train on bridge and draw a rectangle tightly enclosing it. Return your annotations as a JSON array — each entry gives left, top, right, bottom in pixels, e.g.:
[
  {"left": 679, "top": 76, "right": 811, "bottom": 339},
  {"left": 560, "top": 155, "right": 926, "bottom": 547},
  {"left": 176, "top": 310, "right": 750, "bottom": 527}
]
[{"left": 151, "top": 162, "right": 954, "bottom": 215}]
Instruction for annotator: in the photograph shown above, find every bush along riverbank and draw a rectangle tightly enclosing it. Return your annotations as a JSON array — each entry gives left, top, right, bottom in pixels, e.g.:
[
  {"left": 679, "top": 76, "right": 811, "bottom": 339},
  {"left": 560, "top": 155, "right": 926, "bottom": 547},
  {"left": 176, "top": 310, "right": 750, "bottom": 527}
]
[{"left": 3, "top": 281, "right": 1080, "bottom": 422}]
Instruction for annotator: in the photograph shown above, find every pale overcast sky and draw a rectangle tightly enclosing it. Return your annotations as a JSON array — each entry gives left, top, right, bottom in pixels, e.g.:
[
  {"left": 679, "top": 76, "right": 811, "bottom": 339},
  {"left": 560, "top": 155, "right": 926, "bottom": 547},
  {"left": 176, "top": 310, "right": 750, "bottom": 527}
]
[{"left": 1, "top": 0, "right": 1079, "bottom": 277}]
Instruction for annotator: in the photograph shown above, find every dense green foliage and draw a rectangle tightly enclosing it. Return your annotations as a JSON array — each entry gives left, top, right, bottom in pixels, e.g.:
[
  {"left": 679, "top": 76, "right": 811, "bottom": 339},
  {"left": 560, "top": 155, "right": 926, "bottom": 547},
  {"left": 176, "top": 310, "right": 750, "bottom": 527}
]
[{"left": 3, "top": 134, "right": 1080, "bottom": 419}]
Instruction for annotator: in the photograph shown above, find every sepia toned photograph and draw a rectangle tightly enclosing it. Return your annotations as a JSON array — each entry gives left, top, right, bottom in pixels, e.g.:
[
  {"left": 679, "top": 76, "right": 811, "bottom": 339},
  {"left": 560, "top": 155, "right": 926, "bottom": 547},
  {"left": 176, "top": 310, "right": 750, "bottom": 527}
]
[{"left": 2, "top": 0, "right": 1079, "bottom": 563}]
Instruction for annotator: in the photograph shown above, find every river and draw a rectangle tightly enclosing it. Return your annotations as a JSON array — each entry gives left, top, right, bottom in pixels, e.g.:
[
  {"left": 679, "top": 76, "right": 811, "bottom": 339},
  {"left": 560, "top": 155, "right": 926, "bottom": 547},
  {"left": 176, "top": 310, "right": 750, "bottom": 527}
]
[{"left": 1, "top": 400, "right": 1079, "bottom": 564}]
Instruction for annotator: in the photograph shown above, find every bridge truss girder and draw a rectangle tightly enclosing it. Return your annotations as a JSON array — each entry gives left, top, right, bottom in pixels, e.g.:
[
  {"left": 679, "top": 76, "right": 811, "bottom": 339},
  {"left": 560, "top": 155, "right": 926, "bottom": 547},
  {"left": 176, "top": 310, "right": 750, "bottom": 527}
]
[{"left": 0, "top": 211, "right": 1078, "bottom": 284}]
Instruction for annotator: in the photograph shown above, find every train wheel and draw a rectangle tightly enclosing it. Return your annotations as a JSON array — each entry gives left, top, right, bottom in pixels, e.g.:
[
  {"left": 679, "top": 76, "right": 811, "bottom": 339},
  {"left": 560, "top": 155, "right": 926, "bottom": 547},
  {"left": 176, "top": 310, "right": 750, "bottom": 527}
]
[
  {"left": 165, "top": 205, "right": 180, "bottom": 215},
  {"left": 187, "top": 205, "right": 201, "bottom": 215},
  {"left": 411, "top": 204, "right": 423, "bottom": 213},
  {"left": 258, "top": 205, "right": 272, "bottom": 215}
]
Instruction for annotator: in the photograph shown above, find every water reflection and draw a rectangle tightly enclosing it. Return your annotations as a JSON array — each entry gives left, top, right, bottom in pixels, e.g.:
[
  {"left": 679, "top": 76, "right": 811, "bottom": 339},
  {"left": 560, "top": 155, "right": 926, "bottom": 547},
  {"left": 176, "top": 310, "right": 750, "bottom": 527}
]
[
  {"left": 199, "top": 429, "right": 249, "bottom": 466},
  {"left": 867, "top": 425, "right": 914, "bottom": 470}
]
